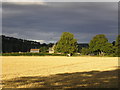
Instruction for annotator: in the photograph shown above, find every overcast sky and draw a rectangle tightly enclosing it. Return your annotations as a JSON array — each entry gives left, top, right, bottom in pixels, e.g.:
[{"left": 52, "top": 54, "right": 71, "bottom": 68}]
[{"left": 2, "top": 2, "right": 118, "bottom": 43}]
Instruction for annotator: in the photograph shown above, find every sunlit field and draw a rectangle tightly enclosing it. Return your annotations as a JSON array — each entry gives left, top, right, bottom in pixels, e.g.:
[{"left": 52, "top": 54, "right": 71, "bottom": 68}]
[{"left": 1, "top": 56, "right": 119, "bottom": 88}]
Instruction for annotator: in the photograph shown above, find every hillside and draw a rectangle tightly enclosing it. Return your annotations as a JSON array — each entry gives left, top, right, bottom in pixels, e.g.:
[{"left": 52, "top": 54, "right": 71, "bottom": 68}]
[{"left": 1, "top": 35, "right": 88, "bottom": 53}]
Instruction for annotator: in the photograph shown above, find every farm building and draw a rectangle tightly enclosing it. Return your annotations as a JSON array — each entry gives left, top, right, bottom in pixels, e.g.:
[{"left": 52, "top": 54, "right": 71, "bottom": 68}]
[
  {"left": 30, "top": 49, "right": 40, "bottom": 53},
  {"left": 49, "top": 45, "right": 55, "bottom": 53}
]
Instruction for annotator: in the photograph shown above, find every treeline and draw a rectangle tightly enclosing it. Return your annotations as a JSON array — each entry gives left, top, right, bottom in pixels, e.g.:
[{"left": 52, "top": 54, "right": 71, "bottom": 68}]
[
  {"left": 1, "top": 35, "right": 54, "bottom": 53},
  {"left": 1, "top": 35, "right": 88, "bottom": 53},
  {"left": 2, "top": 33, "right": 119, "bottom": 57},
  {"left": 54, "top": 32, "right": 119, "bottom": 57}
]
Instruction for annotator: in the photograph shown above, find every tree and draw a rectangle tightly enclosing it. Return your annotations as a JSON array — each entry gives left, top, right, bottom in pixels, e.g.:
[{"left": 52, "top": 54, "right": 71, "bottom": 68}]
[
  {"left": 102, "top": 43, "right": 115, "bottom": 55},
  {"left": 54, "top": 32, "right": 78, "bottom": 55},
  {"left": 81, "top": 48, "right": 91, "bottom": 55},
  {"left": 77, "top": 43, "right": 89, "bottom": 53},
  {"left": 115, "top": 35, "right": 120, "bottom": 46},
  {"left": 115, "top": 35, "right": 120, "bottom": 56},
  {"left": 2, "top": 35, "right": 41, "bottom": 53},
  {"left": 112, "top": 41, "right": 116, "bottom": 46},
  {"left": 89, "top": 34, "right": 109, "bottom": 55},
  {"left": 40, "top": 46, "right": 48, "bottom": 53}
]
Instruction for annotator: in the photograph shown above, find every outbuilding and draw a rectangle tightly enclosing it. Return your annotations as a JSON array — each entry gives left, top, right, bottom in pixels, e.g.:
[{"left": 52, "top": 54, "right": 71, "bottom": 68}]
[{"left": 30, "top": 49, "right": 40, "bottom": 53}]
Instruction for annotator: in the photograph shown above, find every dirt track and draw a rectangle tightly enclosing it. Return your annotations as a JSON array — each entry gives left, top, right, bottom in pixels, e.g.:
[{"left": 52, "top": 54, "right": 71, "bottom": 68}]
[{"left": 2, "top": 56, "right": 118, "bottom": 80}]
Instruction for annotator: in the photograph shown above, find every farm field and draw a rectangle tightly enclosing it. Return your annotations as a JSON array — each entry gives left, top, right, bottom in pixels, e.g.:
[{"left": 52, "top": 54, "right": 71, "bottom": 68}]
[{"left": 1, "top": 56, "right": 119, "bottom": 88}]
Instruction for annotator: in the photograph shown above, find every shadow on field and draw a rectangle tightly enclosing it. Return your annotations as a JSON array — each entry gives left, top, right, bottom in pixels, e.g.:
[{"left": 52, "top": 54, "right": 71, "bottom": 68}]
[{"left": 2, "top": 69, "right": 119, "bottom": 89}]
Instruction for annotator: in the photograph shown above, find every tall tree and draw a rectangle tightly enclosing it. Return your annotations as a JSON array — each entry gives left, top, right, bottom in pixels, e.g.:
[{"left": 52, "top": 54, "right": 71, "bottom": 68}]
[
  {"left": 102, "top": 43, "right": 115, "bottom": 55},
  {"left": 55, "top": 32, "right": 78, "bottom": 55},
  {"left": 115, "top": 35, "right": 120, "bottom": 56},
  {"left": 89, "top": 34, "right": 109, "bottom": 55},
  {"left": 115, "top": 35, "right": 120, "bottom": 46}
]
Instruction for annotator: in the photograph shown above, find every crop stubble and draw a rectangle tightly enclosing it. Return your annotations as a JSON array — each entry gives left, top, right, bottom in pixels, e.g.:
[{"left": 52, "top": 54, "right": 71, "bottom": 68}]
[{"left": 2, "top": 56, "right": 118, "bottom": 80}]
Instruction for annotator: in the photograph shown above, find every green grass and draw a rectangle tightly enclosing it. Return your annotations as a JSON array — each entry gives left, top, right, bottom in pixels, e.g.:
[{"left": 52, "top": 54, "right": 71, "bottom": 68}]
[{"left": 2, "top": 52, "right": 66, "bottom": 56}]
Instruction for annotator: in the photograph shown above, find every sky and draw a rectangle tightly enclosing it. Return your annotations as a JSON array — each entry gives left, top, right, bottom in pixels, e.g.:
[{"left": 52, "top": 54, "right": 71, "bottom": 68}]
[{"left": 2, "top": 1, "right": 118, "bottom": 43}]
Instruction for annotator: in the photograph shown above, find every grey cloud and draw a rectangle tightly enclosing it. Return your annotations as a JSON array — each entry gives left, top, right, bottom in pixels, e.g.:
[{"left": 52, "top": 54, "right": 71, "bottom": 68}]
[{"left": 2, "top": 2, "right": 118, "bottom": 43}]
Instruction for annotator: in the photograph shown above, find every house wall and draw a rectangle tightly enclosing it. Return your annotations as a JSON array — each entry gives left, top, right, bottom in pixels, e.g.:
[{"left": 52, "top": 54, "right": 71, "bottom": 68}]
[
  {"left": 49, "top": 50, "right": 54, "bottom": 53},
  {"left": 49, "top": 46, "right": 54, "bottom": 53},
  {"left": 30, "top": 50, "right": 39, "bottom": 53}
]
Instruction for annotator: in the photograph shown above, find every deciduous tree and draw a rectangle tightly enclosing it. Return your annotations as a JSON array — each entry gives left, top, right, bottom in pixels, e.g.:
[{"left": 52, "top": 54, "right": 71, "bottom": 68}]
[
  {"left": 115, "top": 35, "right": 120, "bottom": 56},
  {"left": 55, "top": 32, "right": 78, "bottom": 55},
  {"left": 89, "top": 34, "right": 109, "bottom": 55}
]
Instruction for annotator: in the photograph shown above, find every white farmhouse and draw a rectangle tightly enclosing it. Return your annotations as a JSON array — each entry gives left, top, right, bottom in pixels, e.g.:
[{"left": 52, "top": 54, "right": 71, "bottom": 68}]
[{"left": 49, "top": 45, "right": 55, "bottom": 53}]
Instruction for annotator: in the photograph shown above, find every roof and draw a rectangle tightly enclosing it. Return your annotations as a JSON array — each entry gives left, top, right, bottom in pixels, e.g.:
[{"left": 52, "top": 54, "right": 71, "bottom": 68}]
[{"left": 30, "top": 49, "right": 39, "bottom": 51}]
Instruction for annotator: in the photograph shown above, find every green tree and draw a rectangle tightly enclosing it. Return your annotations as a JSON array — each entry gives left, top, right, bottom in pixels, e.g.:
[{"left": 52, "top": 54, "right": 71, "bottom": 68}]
[
  {"left": 102, "top": 43, "right": 115, "bottom": 55},
  {"left": 55, "top": 32, "right": 78, "bottom": 55},
  {"left": 115, "top": 35, "right": 120, "bottom": 46},
  {"left": 40, "top": 46, "right": 48, "bottom": 53},
  {"left": 81, "top": 48, "right": 91, "bottom": 55},
  {"left": 89, "top": 34, "right": 109, "bottom": 55},
  {"left": 115, "top": 35, "right": 120, "bottom": 56}
]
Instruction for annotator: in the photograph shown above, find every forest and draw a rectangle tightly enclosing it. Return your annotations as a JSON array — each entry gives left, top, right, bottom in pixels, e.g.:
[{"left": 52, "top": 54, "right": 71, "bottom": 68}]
[{"left": 1, "top": 35, "right": 53, "bottom": 53}]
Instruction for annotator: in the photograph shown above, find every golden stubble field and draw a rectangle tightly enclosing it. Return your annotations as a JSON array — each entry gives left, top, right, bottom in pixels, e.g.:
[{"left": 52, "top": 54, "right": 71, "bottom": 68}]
[{"left": 1, "top": 56, "right": 119, "bottom": 88}]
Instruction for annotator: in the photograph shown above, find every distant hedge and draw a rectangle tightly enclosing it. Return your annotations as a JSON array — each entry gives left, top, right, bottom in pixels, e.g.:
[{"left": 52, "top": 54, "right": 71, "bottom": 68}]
[
  {"left": 1, "top": 52, "right": 118, "bottom": 57},
  {"left": 2, "top": 52, "right": 66, "bottom": 56}
]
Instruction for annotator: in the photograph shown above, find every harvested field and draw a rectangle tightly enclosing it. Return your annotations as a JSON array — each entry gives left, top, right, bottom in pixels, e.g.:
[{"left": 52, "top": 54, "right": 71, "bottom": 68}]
[{"left": 1, "top": 56, "right": 119, "bottom": 88}]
